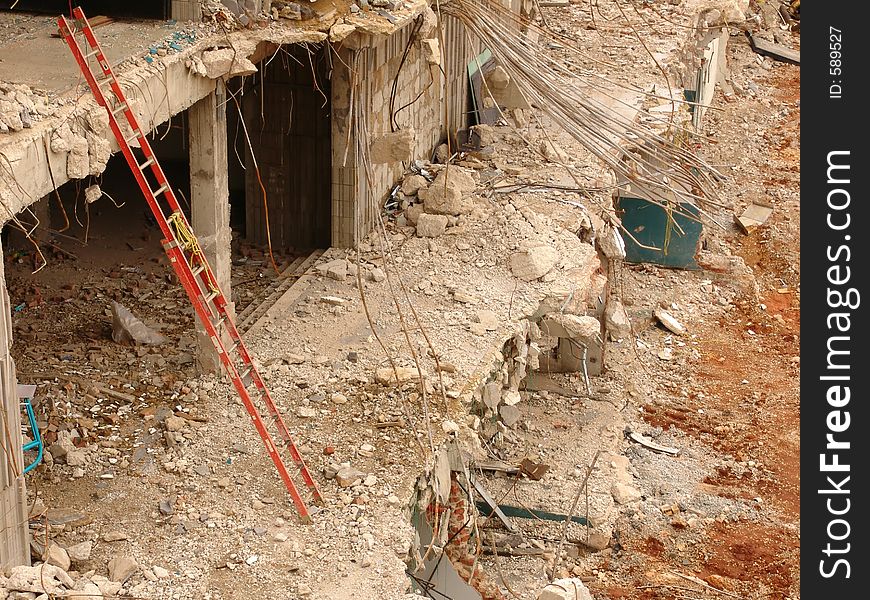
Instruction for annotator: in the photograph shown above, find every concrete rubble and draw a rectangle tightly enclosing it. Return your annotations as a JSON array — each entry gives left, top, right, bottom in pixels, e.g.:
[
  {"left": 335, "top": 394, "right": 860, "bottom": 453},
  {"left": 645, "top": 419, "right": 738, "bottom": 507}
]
[{"left": 0, "top": 0, "right": 800, "bottom": 598}]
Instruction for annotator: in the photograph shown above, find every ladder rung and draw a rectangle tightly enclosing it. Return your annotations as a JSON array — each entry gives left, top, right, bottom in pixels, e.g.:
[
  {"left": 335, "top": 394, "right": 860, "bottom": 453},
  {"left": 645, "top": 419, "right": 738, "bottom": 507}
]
[
  {"left": 192, "top": 264, "right": 206, "bottom": 278},
  {"left": 153, "top": 184, "right": 170, "bottom": 197},
  {"left": 112, "top": 102, "right": 128, "bottom": 116},
  {"left": 85, "top": 48, "right": 100, "bottom": 59},
  {"left": 204, "top": 290, "right": 220, "bottom": 304},
  {"left": 138, "top": 157, "right": 155, "bottom": 170},
  {"left": 125, "top": 131, "right": 141, "bottom": 145},
  {"left": 239, "top": 367, "right": 253, "bottom": 382}
]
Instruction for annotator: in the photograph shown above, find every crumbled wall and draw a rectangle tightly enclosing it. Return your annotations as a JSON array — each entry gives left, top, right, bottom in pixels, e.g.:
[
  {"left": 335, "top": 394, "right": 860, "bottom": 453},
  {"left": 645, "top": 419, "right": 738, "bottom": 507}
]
[{"left": 332, "top": 12, "right": 478, "bottom": 248}]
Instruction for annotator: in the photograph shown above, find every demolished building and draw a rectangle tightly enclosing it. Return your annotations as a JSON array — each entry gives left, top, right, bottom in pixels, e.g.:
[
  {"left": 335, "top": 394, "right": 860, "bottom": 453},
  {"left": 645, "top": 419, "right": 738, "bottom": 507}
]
[{"left": 0, "top": 0, "right": 752, "bottom": 597}]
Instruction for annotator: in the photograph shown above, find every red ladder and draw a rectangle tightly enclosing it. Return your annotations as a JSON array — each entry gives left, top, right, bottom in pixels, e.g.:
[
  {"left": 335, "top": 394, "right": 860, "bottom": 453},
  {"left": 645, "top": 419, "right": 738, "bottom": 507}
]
[{"left": 58, "top": 7, "right": 323, "bottom": 522}]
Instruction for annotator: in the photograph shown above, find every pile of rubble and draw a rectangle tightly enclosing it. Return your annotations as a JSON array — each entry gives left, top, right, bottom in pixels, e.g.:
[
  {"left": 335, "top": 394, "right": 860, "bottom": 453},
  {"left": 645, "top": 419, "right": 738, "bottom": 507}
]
[{"left": 0, "top": 83, "right": 63, "bottom": 133}]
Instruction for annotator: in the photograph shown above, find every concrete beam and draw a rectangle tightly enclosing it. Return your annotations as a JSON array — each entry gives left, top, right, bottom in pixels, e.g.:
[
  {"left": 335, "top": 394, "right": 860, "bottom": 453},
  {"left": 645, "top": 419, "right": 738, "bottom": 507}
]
[
  {"left": 1, "top": 59, "right": 218, "bottom": 225},
  {"left": 189, "top": 82, "right": 233, "bottom": 373}
]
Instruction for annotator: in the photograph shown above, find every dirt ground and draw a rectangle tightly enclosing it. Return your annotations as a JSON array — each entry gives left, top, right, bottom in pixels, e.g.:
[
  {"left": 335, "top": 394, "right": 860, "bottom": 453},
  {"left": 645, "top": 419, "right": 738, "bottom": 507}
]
[{"left": 2, "top": 2, "right": 800, "bottom": 600}]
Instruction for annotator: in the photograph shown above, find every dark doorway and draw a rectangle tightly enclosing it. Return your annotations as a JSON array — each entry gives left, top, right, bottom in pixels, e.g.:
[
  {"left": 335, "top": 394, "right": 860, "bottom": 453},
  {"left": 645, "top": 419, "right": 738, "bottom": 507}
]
[
  {"left": 243, "top": 44, "right": 332, "bottom": 251},
  {"left": 1, "top": 1, "right": 170, "bottom": 19}
]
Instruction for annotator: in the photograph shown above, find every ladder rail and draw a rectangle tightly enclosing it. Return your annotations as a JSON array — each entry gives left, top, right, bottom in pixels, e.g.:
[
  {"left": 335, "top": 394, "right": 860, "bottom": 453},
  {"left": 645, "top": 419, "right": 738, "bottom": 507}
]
[{"left": 58, "top": 7, "right": 323, "bottom": 519}]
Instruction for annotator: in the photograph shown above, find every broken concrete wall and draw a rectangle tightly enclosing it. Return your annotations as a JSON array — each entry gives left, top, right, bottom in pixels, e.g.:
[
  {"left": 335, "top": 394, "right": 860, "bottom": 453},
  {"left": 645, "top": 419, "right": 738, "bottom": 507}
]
[
  {"left": 669, "top": 0, "right": 747, "bottom": 129},
  {"left": 331, "top": 11, "right": 477, "bottom": 248}
]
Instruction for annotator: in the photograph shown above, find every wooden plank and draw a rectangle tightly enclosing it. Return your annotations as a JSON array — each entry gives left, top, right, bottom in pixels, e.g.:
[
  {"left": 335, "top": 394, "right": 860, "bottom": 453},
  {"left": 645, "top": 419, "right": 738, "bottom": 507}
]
[{"left": 748, "top": 33, "right": 800, "bottom": 65}]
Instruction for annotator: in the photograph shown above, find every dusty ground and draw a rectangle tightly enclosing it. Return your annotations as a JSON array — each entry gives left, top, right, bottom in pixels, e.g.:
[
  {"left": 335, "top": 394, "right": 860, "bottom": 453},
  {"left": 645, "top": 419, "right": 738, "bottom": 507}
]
[{"left": 3, "top": 2, "right": 799, "bottom": 600}]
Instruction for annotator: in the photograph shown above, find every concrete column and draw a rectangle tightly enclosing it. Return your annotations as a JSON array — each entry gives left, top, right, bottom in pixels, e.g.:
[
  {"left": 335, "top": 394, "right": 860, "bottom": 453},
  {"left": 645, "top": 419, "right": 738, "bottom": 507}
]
[{"left": 189, "top": 81, "right": 233, "bottom": 373}]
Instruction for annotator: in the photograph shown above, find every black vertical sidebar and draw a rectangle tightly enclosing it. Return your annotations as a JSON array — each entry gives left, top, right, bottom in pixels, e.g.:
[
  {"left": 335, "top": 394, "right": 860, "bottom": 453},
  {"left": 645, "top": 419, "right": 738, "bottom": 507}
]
[{"left": 802, "top": 2, "right": 868, "bottom": 598}]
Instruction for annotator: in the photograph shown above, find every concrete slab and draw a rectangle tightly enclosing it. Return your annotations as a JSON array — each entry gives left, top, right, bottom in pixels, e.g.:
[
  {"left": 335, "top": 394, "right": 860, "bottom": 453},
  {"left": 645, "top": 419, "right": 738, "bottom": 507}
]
[{"left": 0, "top": 20, "right": 178, "bottom": 94}]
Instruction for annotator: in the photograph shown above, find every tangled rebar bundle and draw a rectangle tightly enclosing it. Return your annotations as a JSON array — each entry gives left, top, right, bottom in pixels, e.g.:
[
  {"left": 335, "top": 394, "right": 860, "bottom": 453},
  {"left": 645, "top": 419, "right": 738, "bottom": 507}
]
[{"left": 440, "top": 0, "right": 726, "bottom": 221}]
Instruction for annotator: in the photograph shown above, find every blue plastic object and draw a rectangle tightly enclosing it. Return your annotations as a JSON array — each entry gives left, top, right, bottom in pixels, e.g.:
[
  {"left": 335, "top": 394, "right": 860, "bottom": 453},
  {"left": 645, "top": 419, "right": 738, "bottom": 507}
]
[
  {"left": 18, "top": 385, "right": 43, "bottom": 474},
  {"left": 617, "top": 196, "right": 703, "bottom": 270}
]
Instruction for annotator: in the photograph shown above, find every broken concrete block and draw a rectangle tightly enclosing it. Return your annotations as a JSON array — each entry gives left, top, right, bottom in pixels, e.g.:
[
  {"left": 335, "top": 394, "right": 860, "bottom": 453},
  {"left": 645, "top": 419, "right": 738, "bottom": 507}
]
[
  {"left": 433, "top": 143, "right": 451, "bottom": 164},
  {"left": 315, "top": 259, "right": 348, "bottom": 281},
  {"left": 611, "top": 483, "right": 642, "bottom": 504},
  {"left": 654, "top": 307, "right": 686, "bottom": 336},
  {"left": 0, "top": 98, "right": 23, "bottom": 131},
  {"left": 417, "top": 4, "right": 438, "bottom": 38},
  {"left": 499, "top": 404, "right": 520, "bottom": 427},
  {"left": 201, "top": 48, "right": 257, "bottom": 79},
  {"left": 375, "top": 366, "right": 421, "bottom": 385},
  {"left": 418, "top": 167, "right": 476, "bottom": 215},
  {"left": 68, "top": 583, "right": 104, "bottom": 600},
  {"left": 482, "top": 382, "right": 501, "bottom": 409},
  {"left": 43, "top": 543, "right": 71, "bottom": 571},
  {"left": 401, "top": 174, "right": 428, "bottom": 196},
  {"left": 538, "top": 577, "right": 594, "bottom": 600},
  {"left": 335, "top": 466, "right": 366, "bottom": 488},
  {"left": 538, "top": 314, "right": 600, "bottom": 341},
  {"left": 107, "top": 557, "right": 138, "bottom": 583},
  {"left": 85, "top": 185, "right": 103, "bottom": 204},
  {"left": 370, "top": 129, "right": 415, "bottom": 164},
  {"left": 329, "top": 22, "right": 356, "bottom": 42},
  {"left": 111, "top": 302, "right": 167, "bottom": 345},
  {"left": 50, "top": 123, "right": 75, "bottom": 153},
  {"left": 66, "top": 541, "right": 93, "bottom": 564},
  {"left": 405, "top": 204, "right": 425, "bottom": 225},
  {"left": 87, "top": 132, "right": 111, "bottom": 176},
  {"left": 67, "top": 135, "right": 89, "bottom": 179},
  {"left": 6, "top": 564, "right": 75, "bottom": 594},
  {"left": 368, "top": 267, "right": 387, "bottom": 282},
  {"left": 416, "top": 213, "right": 448, "bottom": 238},
  {"left": 421, "top": 38, "right": 441, "bottom": 66},
  {"left": 604, "top": 300, "right": 632, "bottom": 341},
  {"left": 509, "top": 245, "right": 558, "bottom": 281}
]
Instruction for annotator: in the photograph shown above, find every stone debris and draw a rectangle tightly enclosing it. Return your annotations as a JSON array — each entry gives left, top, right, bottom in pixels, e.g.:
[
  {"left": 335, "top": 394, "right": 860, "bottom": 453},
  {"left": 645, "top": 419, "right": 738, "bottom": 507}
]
[
  {"left": 370, "top": 129, "right": 415, "bottom": 163},
  {"left": 335, "top": 466, "right": 366, "bottom": 488},
  {"left": 538, "top": 578, "right": 594, "bottom": 600},
  {"left": 201, "top": 48, "right": 258, "bottom": 79},
  {"left": 5, "top": 564, "right": 75, "bottom": 594},
  {"left": 509, "top": 245, "right": 558, "bottom": 281},
  {"left": 416, "top": 213, "right": 448, "bottom": 238},
  {"left": 375, "top": 366, "right": 421, "bottom": 385},
  {"left": 604, "top": 299, "right": 632, "bottom": 340},
  {"left": 43, "top": 543, "right": 72, "bottom": 571},
  {"left": 66, "top": 541, "right": 93, "bottom": 563},
  {"left": 107, "top": 557, "right": 138, "bottom": 583},
  {"left": 315, "top": 259, "right": 349, "bottom": 281},
  {"left": 611, "top": 482, "right": 643, "bottom": 504},
  {"left": 654, "top": 307, "right": 687, "bottom": 335},
  {"left": 418, "top": 167, "right": 476, "bottom": 215}
]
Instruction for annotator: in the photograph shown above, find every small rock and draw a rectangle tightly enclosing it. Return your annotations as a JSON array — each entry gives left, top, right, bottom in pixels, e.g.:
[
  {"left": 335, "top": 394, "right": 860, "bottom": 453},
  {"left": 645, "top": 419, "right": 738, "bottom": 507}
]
[
  {"left": 43, "top": 543, "right": 71, "bottom": 571},
  {"left": 474, "top": 310, "right": 499, "bottom": 331},
  {"left": 67, "top": 540, "right": 93, "bottom": 563},
  {"left": 315, "top": 259, "right": 348, "bottom": 281},
  {"left": 165, "top": 416, "right": 186, "bottom": 432},
  {"left": 320, "top": 295, "right": 346, "bottom": 306},
  {"left": 152, "top": 565, "right": 170, "bottom": 579},
  {"left": 509, "top": 245, "right": 558, "bottom": 281},
  {"left": 401, "top": 174, "right": 428, "bottom": 195},
  {"left": 102, "top": 531, "right": 128, "bottom": 542},
  {"left": 297, "top": 406, "right": 317, "bottom": 418},
  {"left": 107, "top": 556, "right": 138, "bottom": 583},
  {"left": 538, "top": 577, "right": 594, "bottom": 600},
  {"left": 158, "top": 499, "right": 174, "bottom": 516},
  {"left": 416, "top": 213, "right": 449, "bottom": 238},
  {"left": 611, "top": 483, "right": 642, "bottom": 504},
  {"left": 335, "top": 466, "right": 366, "bottom": 488},
  {"left": 330, "top": 393, "right": 348, "bottom": 405}
]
